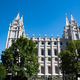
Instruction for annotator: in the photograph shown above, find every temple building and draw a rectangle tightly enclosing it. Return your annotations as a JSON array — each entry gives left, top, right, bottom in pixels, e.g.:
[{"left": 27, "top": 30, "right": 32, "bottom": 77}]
[{"left": 5, "top": 13, "right": 80, "bottom": 77}]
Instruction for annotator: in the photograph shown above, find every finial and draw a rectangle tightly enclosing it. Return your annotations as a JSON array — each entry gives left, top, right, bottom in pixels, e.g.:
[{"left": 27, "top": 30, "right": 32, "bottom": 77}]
[
  {"left": 65, "top": 13, "right": 67, "bottom": 18},
  {"left": 18, "top": 11, "right": 20, "bottom": 14},
  {"left": 9, "top": 23, "right": 11, "bottom": 26},
  {"left": 26, "top": 34, "right": 28, "bottom": 38},
  {"left": 51, "top": 35, "right": 53, "bottom": 38},
  {"left": 57, "top": 35, "right": 59, "bottom": 38},
  {"left": 70, "top": 13, "right": 74, "bottom": 21},
  {"left": 39, "top": 34, "right": 41, "bottom": 37},
  {"left": 32, "top": 34, "right": 34, "bottom": 37},
  {"left": 45, "top": 35, "right": 47, "bottom": 37}
]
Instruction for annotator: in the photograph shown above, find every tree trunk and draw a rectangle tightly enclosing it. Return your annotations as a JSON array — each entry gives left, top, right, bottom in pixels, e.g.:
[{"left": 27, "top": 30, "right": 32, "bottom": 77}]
[
  {"left": 76, "top": 73, "right": 78, "bottom": 80},
  {"left": 72, "top": 76, "right": 73, "bottom": 80},
  {"left": 63, "top": 71, "right": 64, "bottom": 80},
  {"left": 26, "top": 78, "right": 28, "bottom": 80}
]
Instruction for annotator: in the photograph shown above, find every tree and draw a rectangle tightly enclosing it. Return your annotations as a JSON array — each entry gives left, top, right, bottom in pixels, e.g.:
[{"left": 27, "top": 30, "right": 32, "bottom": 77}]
[
  {"left": 1, "top": 36, "right": 39, "bottom": 79},
  {"left": 0, "top": 63, "right": 7, "bottom": 80},
  {"left": 58, "top": 40, "right": 80, "bottom": 80}
]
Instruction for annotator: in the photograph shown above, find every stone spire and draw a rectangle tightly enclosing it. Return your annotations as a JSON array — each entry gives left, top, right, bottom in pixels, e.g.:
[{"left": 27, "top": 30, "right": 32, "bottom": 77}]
[
  {"left": 16, "top": 12, "right": 20, "bottom": 20},
  {"left": 20, "top": 15, "right": 23, "bottom": 25},
  {"left": 9, "top": 23, "right": 11, "bottom": 26},
  {"left": 70, "top": 13, "right": 74, "bottom": 21},
  {"left": 65, "top": 13, "right": 69, "bottom": 26}
]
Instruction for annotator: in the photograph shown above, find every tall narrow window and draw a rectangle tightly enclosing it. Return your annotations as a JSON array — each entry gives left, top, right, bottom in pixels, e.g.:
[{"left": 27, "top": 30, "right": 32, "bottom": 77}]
[
  {"left": 66, "top": 42, "right": 68, "bottom": 45},
  {"left": 48, "top": 41, "right": 50, "bottom": 45},
  {"left": 41, "top": 66, "right": 44, "bottom": 74},
  {"left": 42, "top": 41, "right": 44, "bottom": 45},
  {"left": 60, "top": 42, "right": 62, "bottom": 45},
  {"left": 48, "top": 66, "right": 51, "bottom": 74},
  {"left": 75, "top": 34, "right": 78, "bottom": 39},
  {"left": 12, "top": 39, "right": 14, "bottom": 43},
  {"left": 41, "top": 49, "right": 44, "bottom": 55},
  {"left": 55, "top": 58, "right": 58, "bottom": 61},
  {"left": 22, "top": 32, "right": 24, "bottom": 36},
  {"left": 48, "top": 49, "right": 51, "bottom": 55},
  {"left": 41, "top": 58, "right": 44, "bottom": 61},
  {"left": 54, "top": 49, "right": 57, "bottom": 55},
  {"left": 36, "top": 41, "right": 38, "bottom": 45},
  {"left": 69, "top": 36, "right": 71, "bottom": 40},
  {"left": 54, "top": 42, "right": 57, "bottom": 45},
  {"left": 48, "top": 58, "right": 51, "bottom": 61},
  {"left": 55, "top": 66, "right": 58, "bottom": 74}
]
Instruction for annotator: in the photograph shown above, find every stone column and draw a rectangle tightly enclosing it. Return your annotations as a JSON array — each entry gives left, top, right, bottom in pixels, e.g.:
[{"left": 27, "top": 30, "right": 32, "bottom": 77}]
[
  {"left": 57, "top": 35, "right": 60, "bottom": 75},
  {"left": 38, "top": 34, "right": 41, "bottom": 57},
  {"left": 18, "top": 27, "right": 21, "bottom": 38},
  {"left": 78, "top": 32, "right": 80, "bottom": 39},
  {"left": 73, "top": 32, "right": 75, "bottom": 40},
  {"left": 16, "top": 30, "right": 18, "bottom": 38},
  {"left": 51, "top": 35, "right": 54, "bottom": 77},
  {"left": 70, "top": 26, "right": 74, "bottom": 40},
  {"left": 45, "top": 57, "right": 47, "bottom": 75},
  {"left": 18, "top": 30, "right": 20, "bottom": 38},
  {"left": 77, "top": 28, "right": 80, "bottom": 39},
  {"left": 8, "top": 39, "right": 12, "bottom": 48},
  {"left": 38, "top": 35, "right": 41, "bottom": 75},
  {"left": 44, "top": 35, "right": 47, "bottom": 76}
]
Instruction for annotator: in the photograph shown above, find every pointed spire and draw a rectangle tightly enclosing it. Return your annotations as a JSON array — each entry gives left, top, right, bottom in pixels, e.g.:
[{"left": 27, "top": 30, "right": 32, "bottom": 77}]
[
  {"left": 70, "top": 13, "right": 74, "bottom": 21},
  {"left": 65, "top": 13, "right": 69, "bottom": 26},
  {"left": 21, "top": 15, "right": 23, "bottom": 25},
  {"left": 9, "top": 23, "right": 11, "bottom": 26},
  {"left": 16, "top": 12, "right": 20, "bottom": 19}
]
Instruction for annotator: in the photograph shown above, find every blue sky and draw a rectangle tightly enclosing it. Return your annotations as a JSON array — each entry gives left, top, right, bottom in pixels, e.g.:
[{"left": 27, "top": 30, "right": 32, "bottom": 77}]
[{"left": 0, "top": 0, "right": 80, "bottom": 61}]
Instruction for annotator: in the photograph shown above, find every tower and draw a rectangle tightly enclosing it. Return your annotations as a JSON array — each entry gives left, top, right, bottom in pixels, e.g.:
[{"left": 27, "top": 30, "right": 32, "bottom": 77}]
[
  {"left": 5, "top": 13, "right": 25, "bottom": 49},
  {"left": 62, "top": 13, "right": 80, "bottom": 40}
]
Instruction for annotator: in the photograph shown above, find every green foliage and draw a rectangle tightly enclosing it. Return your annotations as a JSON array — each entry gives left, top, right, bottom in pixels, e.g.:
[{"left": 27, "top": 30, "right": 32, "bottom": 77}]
[
  {"left": 2, "top": 36, "right": 39, "bottom": 78},
  {"left": 0, "top": 63, "right": 7, "bottom": 80},
  {"left": 58, "top": 39, "right": 80, "bottom": 75},
  {"left": 59, "top": 49, "right": 76, "bottom": 74}
]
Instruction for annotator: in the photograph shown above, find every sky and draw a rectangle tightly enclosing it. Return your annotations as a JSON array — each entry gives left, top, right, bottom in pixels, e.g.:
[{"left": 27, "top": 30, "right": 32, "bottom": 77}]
[{"left": 0, "top": 0, "right": 80, "bottom": 61}]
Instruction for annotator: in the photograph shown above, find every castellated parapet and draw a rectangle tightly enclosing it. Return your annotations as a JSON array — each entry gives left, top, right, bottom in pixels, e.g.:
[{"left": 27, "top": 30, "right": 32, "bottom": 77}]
[
  {"left": 26, "top": 34, "right": 59, "bottom": 41},
  {"left": 5, "top": 13, "right": 80, "bottom": 77}
]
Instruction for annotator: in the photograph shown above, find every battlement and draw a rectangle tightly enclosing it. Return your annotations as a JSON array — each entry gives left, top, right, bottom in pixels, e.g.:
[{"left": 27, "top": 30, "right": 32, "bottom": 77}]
[{"left": 25, "top": 34, "right": 60, "bottom": 41}]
